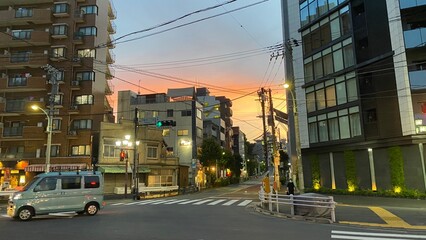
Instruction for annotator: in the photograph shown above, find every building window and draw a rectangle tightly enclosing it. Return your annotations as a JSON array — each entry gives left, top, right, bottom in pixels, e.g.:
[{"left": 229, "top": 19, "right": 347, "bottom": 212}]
[
  {"left": 11, "top": 52, "right": 30, "bottom": 63},
  {"left": 147, "top": 146, "right": 158, "bottom": 158},
  {"left": 103, "top": 139, "right": 118, "bottom": 157},
  {"left": 8, "top": 77, "right": 27, "bottom": 87},
  {"left": 15, "top": 8, "right": 33, "bottom": 18},
  {"left": 197, "top": 127, "right": 203, "bottom": 138},
  {"left": 79, "top": 27, "right": 97, "bottom": 36},
  {"left": 77, "top": 49, "right": 95, "bottom": 58},
  {"left": 75, "top": 95, "right": 94, "bottom": 105},
  {"left": 76, "top": 71, "right": 95, "bottom": 81},
  {"left": 177, "top": 130, "right": 189, "bottom": 136},
  {"left": 148, "top": 169, "right": 174, "bottom": 187},
  {"left": 53, "top": 3, "right": 69, "bottom": 14},
  {"left": 167, "top": 109, "right": 173, "bottom": 117},
  {"left": 181, "top": 110, "right": 192, "bottom": 117},
  {"left": 308, "top": 106, "right": 361, "bottom": 143},
  {"left": 162, "top": 129, "right": 170, "bottom": 136},
  {"left": 52, "top": 25, "right": 68, "bottom": 35},
  {"left": 11, "top": 30, "right": 32, "bottom": 39},
  {"left": 51, "top": 47, "right": 66, "bottom": 58},
  {"left": 72, "top": 119, "right": 92, "bottom": 129},
  {"left": 6, "top": 99, "right": 25, "bottom": 112},
  {"left": 197, "top": 109, "right": 202, "bottom": 119},
  {"left": 52, "top": 119, "right": 62, "bottom": 131},
  {"left": 52, "top": 94, "right": 63, "bottom": 105},
  {"left": 49, "top": 145, "right": 60, "bottom": 157},
  {"left": 71, "top": 145, "right": 91, "bottom": 156},
  {"left": 80, "top": 5, "right": 98, "bottom": 14}
]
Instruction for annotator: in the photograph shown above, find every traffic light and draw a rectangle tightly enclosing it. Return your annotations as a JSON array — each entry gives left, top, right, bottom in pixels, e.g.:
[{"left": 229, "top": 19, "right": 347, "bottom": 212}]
[
  {"left": 119, "top": 150, "right": 126, "bottom": 161},
  {"left": 156, "top": 120, "right": 176, "bottom": 127}
]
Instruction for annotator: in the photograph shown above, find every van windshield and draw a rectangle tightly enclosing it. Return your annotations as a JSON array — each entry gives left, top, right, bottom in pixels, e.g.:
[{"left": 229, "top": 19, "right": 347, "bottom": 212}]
[{"left": 22, "top": 176, "right": 40, "bottom": 191}]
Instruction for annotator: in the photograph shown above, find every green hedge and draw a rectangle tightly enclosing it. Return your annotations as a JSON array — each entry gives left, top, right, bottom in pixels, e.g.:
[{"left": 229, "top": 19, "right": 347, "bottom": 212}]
[
  {"left": 311, "top": 155, "right": 320, "bottom": 189},
  {"left": 306, "top": 187, "right": 426, "bottom": 199},
  {"left": 388, "top": 146, "right": 405, "bottom": 191},
  {"left": 344, "top": 150, "right": 358, "bottom": 191}
]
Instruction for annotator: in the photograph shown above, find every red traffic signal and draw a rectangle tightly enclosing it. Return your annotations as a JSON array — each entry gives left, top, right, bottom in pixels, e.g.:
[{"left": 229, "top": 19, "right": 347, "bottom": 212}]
[{"left": 119, "top": 150, "right": 126, "bottom": 161}]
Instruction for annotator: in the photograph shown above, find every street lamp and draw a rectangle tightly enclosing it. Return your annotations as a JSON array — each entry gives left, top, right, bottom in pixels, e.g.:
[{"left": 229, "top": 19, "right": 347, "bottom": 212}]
[
  {"left": 31, "top": 105, "right": 52, "bottom": 173},
  {"left": 115, "top": 135, "right": 140, "bottom": 199},
  {"left": 283, "top": 83, "right": 304, "bottom": 193}
]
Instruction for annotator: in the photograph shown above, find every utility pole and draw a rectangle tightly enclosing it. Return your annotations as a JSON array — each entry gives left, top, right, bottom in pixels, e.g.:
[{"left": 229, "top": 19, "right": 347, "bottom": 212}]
[
  {"left": 41, "top": 64, "right": 59, "bottom": 173},
  {"left": 258, "top": 88, "right": 269, "bottom": 172},
  {"left": 133, "top": 107, "right": 139, "bottom": 200},
  {"left": 268, "top": 88, "right": 280, "bottom": 191},
  {"left": 281, "top": 0, "right": 304, "bottom": 192}
]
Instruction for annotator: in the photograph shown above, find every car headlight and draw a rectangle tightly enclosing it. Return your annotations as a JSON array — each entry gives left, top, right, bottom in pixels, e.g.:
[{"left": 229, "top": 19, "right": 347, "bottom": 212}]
[{"left": 13, "top": 194, "right": 22, "bottom": 200}]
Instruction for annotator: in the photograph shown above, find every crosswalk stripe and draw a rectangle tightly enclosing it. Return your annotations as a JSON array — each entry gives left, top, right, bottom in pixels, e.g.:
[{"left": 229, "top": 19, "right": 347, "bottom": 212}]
[
  {"left": 222, "top": 200, "right": 239, "bottom": 206},
  {"left": 164, "top": 199, "right": 190, "bottom": 205},
  {"left": 137, "top": 200, "right": 160, "bottom": 205},
  {"left": 193, "top": 199, "right": 214, "bottom": 205},
  {"left": 150, "top": 199, "right": 176, "bottom": 205},
  {"left": 178, "top": 199, "right": 205, "bottom": 205},
  {"left": 207, "top": 199, "right": 227, "bottom": 205},
  {"left": 237, "top": 200, "right": 252, "bottom": 206},
  {"left": 331, "top": 230, "right": 426, "bottom": 239},
  {"left": 111, "top": 203, "right": 126, "bottom": 206},
  {"left": 123, "top": 202, "right": 141, "bottom": 206}
]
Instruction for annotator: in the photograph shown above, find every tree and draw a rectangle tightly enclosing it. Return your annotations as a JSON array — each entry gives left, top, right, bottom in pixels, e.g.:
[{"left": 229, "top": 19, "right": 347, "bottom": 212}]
[{"left": 199, "top": 137, "right": 222, "bottom": 167}]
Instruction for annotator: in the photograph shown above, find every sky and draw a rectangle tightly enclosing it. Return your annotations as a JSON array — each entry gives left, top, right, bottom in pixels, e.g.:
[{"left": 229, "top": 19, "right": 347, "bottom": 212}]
[{"left": 110, "top": 0, "right": 285, "bottom": 142}]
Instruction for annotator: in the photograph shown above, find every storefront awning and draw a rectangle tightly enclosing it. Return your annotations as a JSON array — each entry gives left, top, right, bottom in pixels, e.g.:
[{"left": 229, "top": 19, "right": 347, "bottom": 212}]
[
  {"left": 98, "top": 165, "right": 151, "bottom": 174},
  {"left": 25, "top": 164, "right": 88, "bottom": 172}
]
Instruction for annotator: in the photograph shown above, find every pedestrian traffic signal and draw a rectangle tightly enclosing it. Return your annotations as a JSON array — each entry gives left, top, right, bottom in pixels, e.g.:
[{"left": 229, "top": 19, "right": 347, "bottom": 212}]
[
  {"left": 156, "top": 120, "right": 176, "bottom": 127},
  {"left": 119, "top": 150, "right": 126, "bottom": 161}
]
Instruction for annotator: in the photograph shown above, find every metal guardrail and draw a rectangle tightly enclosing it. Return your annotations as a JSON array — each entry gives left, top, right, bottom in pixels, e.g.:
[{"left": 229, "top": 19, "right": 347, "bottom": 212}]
[{"left": 258, "top": 187, "right": 336, "bottom": 222}]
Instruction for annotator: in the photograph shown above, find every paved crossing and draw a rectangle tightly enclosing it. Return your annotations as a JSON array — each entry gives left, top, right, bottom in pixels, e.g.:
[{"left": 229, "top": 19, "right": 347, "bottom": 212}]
[
  {"left": 110, "top": 198, "right": 253, "bottom": 207},
  {"left": 331, "top": 230, "right": 426, "bottom": 239}
]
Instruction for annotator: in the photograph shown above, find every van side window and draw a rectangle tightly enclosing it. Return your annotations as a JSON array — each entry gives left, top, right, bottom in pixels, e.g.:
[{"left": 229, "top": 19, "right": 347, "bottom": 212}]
[
  {"left": 61, "top": 176, "right": 81, "bottom": 189},
  {"left": 34, "top": 177, "right": 57, "bottom": 192},
  {"left": 84, "top": 176, "right": 99, "bottom": 188}
]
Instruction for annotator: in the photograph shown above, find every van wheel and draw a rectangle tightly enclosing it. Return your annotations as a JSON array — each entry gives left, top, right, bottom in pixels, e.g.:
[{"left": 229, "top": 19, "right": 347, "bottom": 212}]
[
  {"left": 17, "top": 207, "right": 33, "bottom": 221},
  {"left": 85, "top": 203, "right": 99, "bottom": 216}
]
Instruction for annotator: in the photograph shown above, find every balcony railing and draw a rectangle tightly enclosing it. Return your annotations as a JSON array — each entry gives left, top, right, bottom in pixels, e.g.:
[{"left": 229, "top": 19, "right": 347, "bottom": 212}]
[
  {"left": 0, "top": 31, "right": 51, "bottom": 48},
  {"left": 404, "top": 28, "right": 426, "bottom": 48},
  {"left": 3, "top": 127, "right": 23, "bottom": 137},
  {"left": 409, "top": 69, "right": 426, "bottom": 90},
  {"left": 400, "top": 0, "right": 426, "bottom": 9},
  {"left": 0, "top": 9, "right": 52, "bottom": 27},
  {"left": 0, "top": 53, "right": 49, "bottom": 70}
]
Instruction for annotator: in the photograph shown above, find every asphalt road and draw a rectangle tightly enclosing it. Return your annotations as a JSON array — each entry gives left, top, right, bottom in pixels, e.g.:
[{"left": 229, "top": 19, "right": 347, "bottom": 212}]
[{"left": 1, "top": 181, "right": 426, "bottom": 239}]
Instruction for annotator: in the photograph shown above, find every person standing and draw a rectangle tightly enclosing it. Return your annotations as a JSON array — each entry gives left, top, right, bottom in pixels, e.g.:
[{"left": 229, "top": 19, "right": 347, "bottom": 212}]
[{"left": 287, "top": 179, "right": 295, "bottom": 195}]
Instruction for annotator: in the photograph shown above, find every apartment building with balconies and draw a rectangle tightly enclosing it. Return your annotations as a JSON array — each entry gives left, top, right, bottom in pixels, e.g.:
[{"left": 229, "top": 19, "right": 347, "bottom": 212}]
[{"left": 0, "top": 0, "right": 116, "bottom": 189}]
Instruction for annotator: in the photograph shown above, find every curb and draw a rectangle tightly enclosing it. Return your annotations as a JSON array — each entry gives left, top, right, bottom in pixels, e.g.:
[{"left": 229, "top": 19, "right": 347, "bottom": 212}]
[{"left": 252, "top": 204, "right": 333, "bottom": 224}]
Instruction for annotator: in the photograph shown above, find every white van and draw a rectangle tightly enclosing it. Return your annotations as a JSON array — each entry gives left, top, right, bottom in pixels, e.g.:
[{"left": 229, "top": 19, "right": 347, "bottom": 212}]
[{"left": 7, "top": 171, "right": 104, "bottom": 221}]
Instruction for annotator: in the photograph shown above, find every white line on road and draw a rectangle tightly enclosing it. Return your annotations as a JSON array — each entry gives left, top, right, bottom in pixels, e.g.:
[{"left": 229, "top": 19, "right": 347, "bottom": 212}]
[
  {"left": 164, "top": 199, "right": 190, "bottom": 205},
  {"left": 237, "top": 200, "right": 252, "bottom": 206},
  {"left": 178, "top": 199, "right": 205, "bottom": 205},
  {"left": 136, "top": 200, "right": 160, "bottom": 205},
  {"left": 222, "top": 200, "right": 239, "bottom": 206},
  {"left": 331, "top": 230, "right": 426, "bottom": 239},
  {"left": 193, "top": 199, "right": 214, "bottom": 205},
  {"left": 207, "top": 199, "right": 227, "bottom": 205},
  {"left": 150, "top": 199, "right": 177, "bottom": 205}
]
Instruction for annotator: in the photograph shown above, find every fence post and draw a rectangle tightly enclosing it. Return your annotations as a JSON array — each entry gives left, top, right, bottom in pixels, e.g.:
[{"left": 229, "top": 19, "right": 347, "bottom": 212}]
[
  {"left": 290, "top": 194, "right": 294, "bottom": 216},
  {"left": 329, "top": 196, "right": 336, "bottom": 222},
  {"left": 268, "top": 192, "right": 272, "bottom": 211},
  {"left": 276, "top": 191, "right": 279, "bottom": 213}
]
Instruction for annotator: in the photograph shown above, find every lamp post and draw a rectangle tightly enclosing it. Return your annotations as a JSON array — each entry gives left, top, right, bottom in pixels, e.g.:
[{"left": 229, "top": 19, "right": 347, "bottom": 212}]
[
  {"left": 31, "top": 105, "right": 52, "bottom": 173},
  {"left": 115, "top": 135, "right": 139, "bottom": 199},
  {"left": 283, "top": 83, "right": 304, "bottom": 193}
]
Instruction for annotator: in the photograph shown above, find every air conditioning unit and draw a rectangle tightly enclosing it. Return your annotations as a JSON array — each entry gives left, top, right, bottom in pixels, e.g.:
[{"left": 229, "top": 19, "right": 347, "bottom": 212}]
[
  {"left": 70, "top": 105, "right": 78, "bottom": 110},
  {"left": 68, "top": 130, "right": 77, "bottom": 136},
  {"left": 71, "top": 81, "right": 79, "bottom": 86}
]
